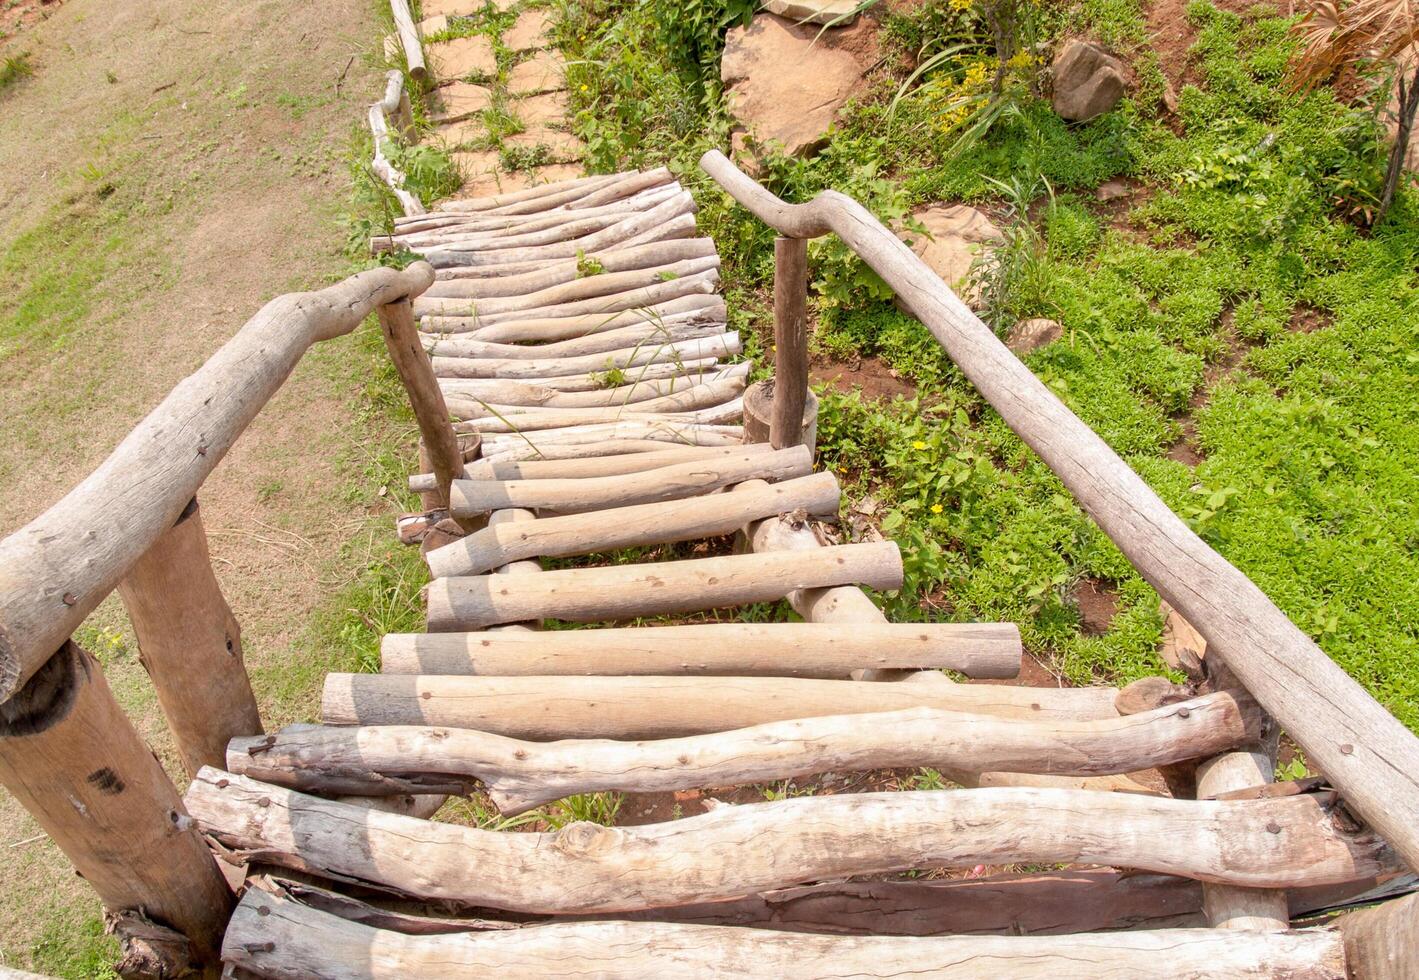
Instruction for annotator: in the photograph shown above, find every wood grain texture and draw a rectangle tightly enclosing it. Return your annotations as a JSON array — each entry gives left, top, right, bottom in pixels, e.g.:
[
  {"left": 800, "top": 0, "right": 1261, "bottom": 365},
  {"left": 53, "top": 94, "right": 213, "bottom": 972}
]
[
  {"left": 232, "top": 692, "right": 1257, "bottom": 813},
  {"left": 0, "top": 263, "right": 435, "bottom": 702},
  {"left": 431, "top": 331, "right": 739, "bottom": 380},
  {"left": 700, "top": 148, "right": 1419, "bottom": 872},
  {"left": 770, "top": 236, "right": 809, "bottom": 450},
  {"left": 1339, "top": 891, "right": 1419, "bottom": 980},
  {"left": 223, "top": 886, "right": 1347, "bottom": 978},
  {"left": 188, "top": 769, "right": 1396, "bottom": 912},
  {"left": 379, "top": 621, "right": 1021, "bottom": 677},
  {"left": 321, "top": 673, "right": 1119, "bottom": 735},
  {"left": 389, "top": 0, "right": 425, "bottom": 81}
]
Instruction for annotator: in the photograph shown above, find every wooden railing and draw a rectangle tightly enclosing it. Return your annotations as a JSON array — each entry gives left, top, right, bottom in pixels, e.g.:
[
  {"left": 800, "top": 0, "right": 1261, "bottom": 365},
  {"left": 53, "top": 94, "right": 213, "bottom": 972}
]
[
  {"left": 699, "top": 149, "right": 1419, "bottom": 881},
  {"left": 0, "top": 263, "right": 434, "bottom": 975}
]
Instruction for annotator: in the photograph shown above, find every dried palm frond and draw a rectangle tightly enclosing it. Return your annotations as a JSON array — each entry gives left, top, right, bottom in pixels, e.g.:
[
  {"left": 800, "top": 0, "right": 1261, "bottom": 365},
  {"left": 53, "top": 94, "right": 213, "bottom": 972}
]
[{"left": 1291, "top": 0, "right": 1419, "bottom": 90}]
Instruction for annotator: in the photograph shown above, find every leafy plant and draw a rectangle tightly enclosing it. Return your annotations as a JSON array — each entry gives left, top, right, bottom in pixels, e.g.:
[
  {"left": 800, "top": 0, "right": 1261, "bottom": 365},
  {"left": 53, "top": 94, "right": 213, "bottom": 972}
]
[
  {"left": 966, "top": 171, "right": 1059, "bottom": 331},
  {"left": 1, "top": 53, "right": 33, "bottom": 93}
]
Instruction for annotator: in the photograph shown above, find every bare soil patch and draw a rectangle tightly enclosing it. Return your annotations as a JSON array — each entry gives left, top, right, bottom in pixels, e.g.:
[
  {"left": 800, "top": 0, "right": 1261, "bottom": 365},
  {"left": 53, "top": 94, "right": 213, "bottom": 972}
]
[{"left": 811, "top": 353, "right": 918, "bottom": 400}]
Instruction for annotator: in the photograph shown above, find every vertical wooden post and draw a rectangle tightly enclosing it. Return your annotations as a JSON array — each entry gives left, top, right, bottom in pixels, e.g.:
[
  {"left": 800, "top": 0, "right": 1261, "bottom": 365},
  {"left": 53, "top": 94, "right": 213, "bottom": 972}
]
[
  {"left": 0, "top": 641, "right": 233, "bottom": 972},
  {"left": 769, "top": 236, "right": 809, "bottom": 450},
  {"left": 378, "top": 297, "right": 467, "bottom": 521},
  {"left": 117, "top": 497, "right": 262, "bottom": 776}
]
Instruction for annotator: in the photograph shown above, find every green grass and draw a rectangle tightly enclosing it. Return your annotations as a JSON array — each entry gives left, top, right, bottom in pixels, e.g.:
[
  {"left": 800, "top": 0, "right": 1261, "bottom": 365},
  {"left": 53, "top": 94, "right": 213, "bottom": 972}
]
[{"left": 0, "top": 53, "right": 33, "bottom": 92}]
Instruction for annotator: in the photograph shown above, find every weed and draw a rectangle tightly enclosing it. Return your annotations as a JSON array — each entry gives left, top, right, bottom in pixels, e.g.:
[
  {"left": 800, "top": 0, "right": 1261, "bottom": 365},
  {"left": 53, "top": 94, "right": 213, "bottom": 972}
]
[
  {"left": 544, "top": 792, "right": 624, "bottom": 827},
  {"left": 0, "top": 53, "right": 33, "bottom": 92}
]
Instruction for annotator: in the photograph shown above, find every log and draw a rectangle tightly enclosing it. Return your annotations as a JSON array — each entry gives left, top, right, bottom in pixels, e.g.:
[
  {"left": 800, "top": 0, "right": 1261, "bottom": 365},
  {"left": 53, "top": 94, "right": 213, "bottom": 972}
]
[
  {"left": 321, "top": 674, "right": 1120, "bottom": 735},
  {"left": 423, "top": 269, "right": 719, "bottom": 330},
  {"left": 222, "top": 885, "right": 1348, "bottom": 978},
  {"left": 477, "top": 429, "right": 744, "bottom": 464},
  {"left": 427, "top": 471, "right": 839, "bottom": 577},
  {"left": 770, "top": 236, "right": 810, "bottom": 449},
  {"left": 424, "top": 239, "right": 715, "bottom": 298},
  {"left": 0, "top": 643, "right": 232, "bottom": 966},
  {"left": 1339, "top": 891, "right": 1419, "bottom": 980},
  {"left": 188, "top": 769, "right": 1396, "bottom": 912},
  {"left": 232, "top": 693, "right": 1257, "bottom": 814},
  {"left": 462, "top": 440, "right": 771, "bottom": 481},
  {"left": 450, "top": 444, "right": 811, "bottom": 516},
  {"left": 700, "top": 147, "right": 1419, "bottom": 873},
  {"left": 477, "top": 356, "right": 730, "bottom": 393},
  {"left": 379, "top": 621, "right": 1022, "bottom": 678},
  {"left": 116, "top": 497, "right": 262, "bottom": 776},
  {"left": 476, "top": 421, "right": 747, "bottom": 453},
  {"left": 416, "top": 212, "right": 640, "bottom": 258},
  {"left": 423, "top": 541, "right": 901, "bottom": 630},
  {"left": 377, "top": 285, "right": 465, "bottom": 515},
  {"left": 0, "top": 264, "right": 435, "bottom": 702},
  {"left": 451, "top": 396, "right": 744, "bottom": 432},
  {"left": 424, "top": 295, "right": 725, "bottom": 341},
  {"left": 431, "top": 332, "right": 739, "bottom": 380},
  {"left": 367, "top": 102, "right": 423, "bottom": 219},
  {"left": 444, "top": 371, "right": 741, "bottom": 419},
  {"left": 428, "top": 315, "right": 726, "bottom": 362},
  {"left": 390, "top": 0, "right": 426, "bottom": 82},
  {"left": 745, "top": 379, "right": 818, "bottom": 455},
  {"left": 432, "top": 360, "right": 740, "bottom": 410},
  {"left": 430, "top": 172, "right": 627, "bottom": 215},
  {"left": 394, "top": 187, "right": 682, "bottom": 249},
  {"left": 569, "top": 167, "right": 680, "bottom": 210},
  {"left": 617, "top": 210, "right": 698, "bottom": 248}
]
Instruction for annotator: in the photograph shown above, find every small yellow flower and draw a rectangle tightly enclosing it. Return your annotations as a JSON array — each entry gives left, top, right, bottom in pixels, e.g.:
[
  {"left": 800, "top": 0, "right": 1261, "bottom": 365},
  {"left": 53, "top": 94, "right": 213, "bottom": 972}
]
[
  {"left": 931, "top": 503, "right": 944, "bottom": 514},
  {"left": 580, "top": 83, "right": 589, "bottom": 92},
  {"left": 950, "top": 0, "right": 971, "bottom": 10},
  {"left": 912, "top": 440, "right": 928, "bottom": 450}
]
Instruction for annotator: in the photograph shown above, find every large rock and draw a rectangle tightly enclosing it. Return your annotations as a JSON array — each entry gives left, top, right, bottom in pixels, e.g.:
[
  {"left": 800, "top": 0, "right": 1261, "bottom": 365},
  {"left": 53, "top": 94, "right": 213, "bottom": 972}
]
[
  {"left": 901, "top": 205, "right": 1003, "bottom": 306},
  {"left": 1051, "top": 39, "right": 1126, "bottom": 122},
  {"left": 762, "top": 0, "right": 860, "bottom": 26},
  {"left": 1006, "top": 317, "right": 1063, "bottom": 355},
  {"left": 721, "top": 14, "right": 868, "bottom": 159}
]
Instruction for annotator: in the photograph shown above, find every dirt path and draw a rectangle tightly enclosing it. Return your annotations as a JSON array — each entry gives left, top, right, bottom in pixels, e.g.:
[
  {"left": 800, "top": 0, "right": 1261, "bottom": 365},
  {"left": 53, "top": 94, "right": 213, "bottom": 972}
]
[{"left": 0, "top": 0, "right": 388, "bottom": 969}]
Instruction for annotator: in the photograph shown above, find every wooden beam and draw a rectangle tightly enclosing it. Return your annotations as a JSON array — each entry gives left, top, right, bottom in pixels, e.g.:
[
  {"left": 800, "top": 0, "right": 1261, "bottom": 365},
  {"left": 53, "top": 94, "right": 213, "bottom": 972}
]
[
  {"left": 1339, "top": 891, "right": 1419, "bottom": 980},
  {"left": 117, "top": 497, "right": 262, "bottom": 776},
  {"left": 423, "top": 542, "right": 901, "bottom": 630},
  {"left": 379, "top": 621, "right": 1022, "bottom": 678},
  {"left": 0, "top": 263, "right": 435, "bottom": 703},
  {"left": 389, "top": 0, "right": 426, "bottom": 82},
  {"left": 188, "top": 769, "right": 1396, "bottom": 913},
  {"left": 232, "top": 692, "right": 1257, "bottom": 814},
  {"left": 321, "top": 673, "right": 1121, "bottom": 735},
  {"left": 770, "top": 236, "right": 809, "bottom": 450},
  {"left": 699, "top": 148, "right": 1419, "bottom": 872}
]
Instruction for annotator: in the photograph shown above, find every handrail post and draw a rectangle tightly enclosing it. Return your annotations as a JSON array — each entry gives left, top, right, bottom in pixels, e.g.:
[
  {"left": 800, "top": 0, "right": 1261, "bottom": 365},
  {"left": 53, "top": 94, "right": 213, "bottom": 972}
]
[
  {"left": 117, "top": 496, "right": 263, "bottom": 776},
  {"left": 0, "top": 641, "right": 233, "bottom": 973},
  {"left": 377, "top": 295, "right": 470, "bottom": 525},
  {"left": 769, "top": 236, "right": 810, "bottom": 450}
]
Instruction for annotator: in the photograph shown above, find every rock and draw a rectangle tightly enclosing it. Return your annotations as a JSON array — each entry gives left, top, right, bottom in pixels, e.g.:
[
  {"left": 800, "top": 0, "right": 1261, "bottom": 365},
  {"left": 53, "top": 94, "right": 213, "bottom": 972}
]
[
  {"left": 450, "top": 149, "right": 501, "bottom": 184},
  {"left": 901, "top": 205, "right": 1003, "bottom": 305},
  {"left": 1051, "top": 39, "right": 1126, "bottom": 122},
  {"left": 721, "top": 14, "right": 868, "bottom": 159},
  {"left": 422, "top": 0, "right": 496, "bottom": 16},
  {"left": 516, "top": 90, "right": 570, "bottom": 127},
  {"left": 504, "top": 125, "right": 583, "bottom": 162},
  {"left": 1006, "top": 318, "right": 1063, "bottom": 355},
  {"left": 503, "top": 8, "right": 553, "bottom": 51},
  {"left": 418, "top": 15, "right": 449, "bottom": 37},
  {"left": 508, "top": 50, "right": 566, "bottom": 95},
  {"left": 1095, "top": 178, "right": 1129, "bottom": 202},
  {"left": 427, "top": 35, "right": 498, "bottom": 82},
  {"left": 428, "top": 82, "right": 493, "bottom": 123},
  {"left": 436, "top": 118, "right": 488, "bottom": 147},
  {"left": 761, "top": 0, "right": 860, "bottom": 26}
]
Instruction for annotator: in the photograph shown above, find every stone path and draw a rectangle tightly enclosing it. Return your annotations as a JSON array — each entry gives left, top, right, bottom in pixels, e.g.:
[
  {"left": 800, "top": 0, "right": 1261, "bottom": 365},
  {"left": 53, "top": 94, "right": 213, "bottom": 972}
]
[{"left": 415, "top": 1, "right": 582, "bottom": 199}]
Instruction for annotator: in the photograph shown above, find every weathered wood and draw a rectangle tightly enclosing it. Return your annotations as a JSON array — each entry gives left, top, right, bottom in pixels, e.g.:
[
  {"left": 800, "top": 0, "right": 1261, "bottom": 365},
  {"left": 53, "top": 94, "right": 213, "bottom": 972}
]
[
  {"left": 423, "top": 541, "right": 900, "bottom": 630},
  {"left": 445, "top": 373, "right": 742, "bottom": 423},
  {"left": 450, "top": 444, "right": 810, "bottom": 516},
  {"left": 428, "top": 312, "right": 724, "bottom": 362},
  {"left": 0, "top": 643, "right": 232, "bottom": 967},
  {"left": 0, "top": 264, "right": 435, "bottom": 703},
  {"left": 189, "top": 769, "right": 1396, "bottom": 912},
  {"left": 380, "top": 621, "right": 1022, "bottom": 678},
  {"left": 770, "top": 236, "right": 810, "bottom": 450},
  {"left": 390, "top": 0, "right": 426, "bottom": 82},
  {"left": 223, "top": 885, "right": 1347, "bottom": 978},
  {"left": 701, "top": 148, "right": 1419, "bottom": 870},
  {"left": 1339, "top": 891, "right": 1419, "bottom": 980},
  {"left": 367, "top": 102, "right": 423, "bottom": 218},
  {"left": 425, "top": 295, "right": 725, "bottom": 340},
  {"left": 117, "top": 497, "right": 261, "bottom": 776},
  {"left": 1197, "top": 748, "right": 1291, "bottom": 930},
  {"left": 322, "top": 673, "right": 1119, "bottom": 735},
  {"left": 431, "top": 172, "right": 629, "bottom": 215},
  {"left": 394, "top": 188, "right": 682, "bottom": 249},
  {"left": 423, "top": 269, "right": 719, "bottom": 330},
  {"left": 233, "top": 692, "right": 1256, "bottom": 814},
  {"left": 449, "top": 395, "right": 744, "bottom": 432},
  {"left": 433, "top": 361, "right": 742, "bottom": 410},
  {"left": 424, "top": 239, "right": 715, "bottom": 298},
  {"left": 432, "top": 332, "right": 738, "bottom": 380},
  {"left": 746, "top": 379, "right": 818, "bottom": 455},
  {"left": 428, "top": 471, "right": 838, "bottom": 577},
  {"left": 377, "top": 290, "right": 465, "bottom": 517},
  {"left": 569, "top": 167, "right": 680, "bottom": 210},
  {"left": 479, "top": 422, "right": 746, "bottom": 455},
  {"left": 462, "top": 440, "right": 770, "bottom": 481}
]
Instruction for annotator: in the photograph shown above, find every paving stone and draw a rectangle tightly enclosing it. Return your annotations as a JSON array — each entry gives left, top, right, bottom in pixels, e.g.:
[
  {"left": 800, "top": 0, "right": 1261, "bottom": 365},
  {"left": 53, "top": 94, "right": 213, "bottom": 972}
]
[
  {"left": 761, "top": 0, "right": 860, "bottom": 26},
  {"left": 428, "top": 82, "right": 494, "bottom": 123},
  {"left": 418, "top": 14, "right": 450, "bottom": 37},
  {"left": 427, "top": 34, "right": 498, "bottom": 81},
  {"left": 530, "top": 163, "right": 584, "bottom": 185},
  {"left": 1006, "top": 317, "right": 1064, "bottom": 355},
  {"left": 422, "top": 0, "right": 489, "bottom": 17},
  {"left": 507, "top": 49, "right": 567, "bottom": 94},
  {"left": 899, "top": 205, "right": 1003, "bottom": 307},
  {"left": 436, "top": 118, "right": 489, "bottom": 148},
  {"left": 503, "top": 8, "right": 554, "bottom": 51},
  {"left": 450, "top": 149, "right": 502, "bottom": 184},
  {"left": 515, "top": 90, "right": 570, "bottom": 126},
  {"left": 504, "top": 125, "right": 583, "bottom": 162}
]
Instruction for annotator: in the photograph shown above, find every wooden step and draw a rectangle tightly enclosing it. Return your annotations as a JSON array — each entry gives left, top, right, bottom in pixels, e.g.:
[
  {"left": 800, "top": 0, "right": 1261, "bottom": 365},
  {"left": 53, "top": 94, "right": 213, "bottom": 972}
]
[
  {"left": 379, "top": 621, "right": 1022, "bottom": 678},
  {"left": 223, "top": 881, "right": 1347, "bottom": 978},
  {"left": 425, "top": 541, "right": 901, "bottom": 630},
  {"left": 320, "top": 673, "right": 1119, "bottom": 736},
  {"left": 428, "top": 471, "right": 839, "bottom": 577},
  {"left": 231, "top": 691, "right": 1257, "bottom": 814},
  {"left": 186, "top": 770, "right": 1396, "bottom": 914},
  {"left": 448, "top": 444, "right": 811, "bottom": 517}
]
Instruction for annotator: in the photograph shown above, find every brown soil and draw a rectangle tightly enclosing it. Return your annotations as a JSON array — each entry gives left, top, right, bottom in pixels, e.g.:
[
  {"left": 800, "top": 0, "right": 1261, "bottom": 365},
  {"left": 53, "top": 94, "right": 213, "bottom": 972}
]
[
  {"left": 1289, "top": 304, "right": 1332, "bottom": 333},
  {"left": 810, "top": 354, "right": 917, "bottom": 401},
  {"left": 0, "top": 0, "right": 384, "bottom": 963},
  {"left": 1073, "top": 577, "right": 1121, "bottom": 635},
  {"left": 0, "top": 0, "right": 61, "bottom": 38},
  {"left": 1166, "top": 310, "right": 1261, "bottom": 465}
]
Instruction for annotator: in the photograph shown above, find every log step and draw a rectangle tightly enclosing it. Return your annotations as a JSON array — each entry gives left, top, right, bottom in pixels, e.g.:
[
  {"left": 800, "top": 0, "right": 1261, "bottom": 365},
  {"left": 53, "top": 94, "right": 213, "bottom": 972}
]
[
  {"left": 428, "top": 470, "right": 839, "bottom": 578},
  {"left": 231, "top": 692, "right": 1258, "bottom": 814},
  {"left": 223, "top": 881, "right": 1349, "bottom": 978},
  {"left": 186, "top": 769, "right": 1397, "bottom": 914},
  {"left": 379, "top": 621, "right": 1022, "bottom": 678},
  {"left": 320, "top": 673, "right": 1119, "bottom": 737},
  {"left": 425, "top": 541, "right": 902, "bottom": 630}
]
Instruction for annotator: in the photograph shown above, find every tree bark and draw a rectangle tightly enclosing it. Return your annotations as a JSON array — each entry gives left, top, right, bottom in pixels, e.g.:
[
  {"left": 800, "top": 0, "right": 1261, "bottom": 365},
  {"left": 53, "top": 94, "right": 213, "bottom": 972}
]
[
  {"left": 1339, "top": 890, "right": 1419, "bottom": 980},
  {"left": 770, "top": 236, "right": 810, "bottom": 450},
  {"left": 430, "top": 332, "right": 739, "bottom": 380}
]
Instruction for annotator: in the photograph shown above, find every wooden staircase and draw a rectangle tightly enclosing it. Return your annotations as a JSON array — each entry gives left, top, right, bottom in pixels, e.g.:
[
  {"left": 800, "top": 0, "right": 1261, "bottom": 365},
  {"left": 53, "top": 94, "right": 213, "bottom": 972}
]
[{"left": 168, "top": 167, "right": 1397, "bottom": 976}]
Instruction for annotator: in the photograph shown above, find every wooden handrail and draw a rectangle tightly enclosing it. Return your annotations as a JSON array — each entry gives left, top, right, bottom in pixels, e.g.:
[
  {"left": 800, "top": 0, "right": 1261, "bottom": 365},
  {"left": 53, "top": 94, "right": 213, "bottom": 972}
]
[
  {"left": 0, "top": 262, "right": 435, "bottom": 704},
  {"left": 699, "top": 148, "right": 1419, "bottom": 873},
  {"left": 369, "top": 70, "right": 425, "bottom": 219}
]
